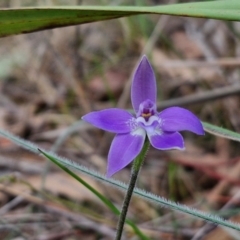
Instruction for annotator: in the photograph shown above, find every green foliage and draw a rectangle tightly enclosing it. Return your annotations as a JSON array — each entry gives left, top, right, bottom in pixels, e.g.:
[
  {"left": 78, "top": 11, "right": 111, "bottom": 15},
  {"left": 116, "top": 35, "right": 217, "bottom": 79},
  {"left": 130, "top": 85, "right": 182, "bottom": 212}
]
[
  {"left": 38, "top": 149, "right": 149, "bottom": 240},
  {"left": 203, "top": 122, "right": 240, "bottom": 142},
  {"left": 2, "top": 0, "right": 240, "bottom": 237},
  {"left": 1, "top": 1, "right": 240, "bottom": 37},
  {"left": 1, "top": 128, "right": 240, "bottom": 231}
]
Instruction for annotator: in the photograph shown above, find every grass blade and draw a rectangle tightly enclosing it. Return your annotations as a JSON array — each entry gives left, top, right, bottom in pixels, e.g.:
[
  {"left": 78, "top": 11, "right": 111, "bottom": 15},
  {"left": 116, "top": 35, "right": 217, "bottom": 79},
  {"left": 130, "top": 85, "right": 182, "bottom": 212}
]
[
  {"left": 1, "top": 1, "right": 240, "bottom": 37},
  {"left": 1, "top": 128, "right": 240, "bottom": 231},
  {"left": 203, "top": 122, "right": 240, "bottom": 142},
  {"left": 38, "top": 148, "right": 149, "bottom": 240}
]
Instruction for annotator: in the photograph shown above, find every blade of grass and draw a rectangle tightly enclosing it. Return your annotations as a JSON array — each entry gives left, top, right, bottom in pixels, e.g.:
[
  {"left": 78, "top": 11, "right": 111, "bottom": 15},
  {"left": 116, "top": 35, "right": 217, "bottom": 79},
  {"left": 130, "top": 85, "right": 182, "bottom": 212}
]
[
  {"left": 38, "top": 149, "right": 149, "bottom": 240},
  {"left": 1, "top": 128, "right": 240, "bottom": 231},
  {"left": 203, "top": 122, "right": 240, "bottom": 142},
  {"left": 1, "top": 1, "right": 240, "bottom": 37}
]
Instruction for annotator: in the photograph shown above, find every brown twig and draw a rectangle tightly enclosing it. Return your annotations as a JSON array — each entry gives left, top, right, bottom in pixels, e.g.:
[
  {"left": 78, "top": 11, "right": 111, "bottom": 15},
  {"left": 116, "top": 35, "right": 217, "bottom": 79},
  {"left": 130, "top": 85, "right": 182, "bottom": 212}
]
[
  {"left": 157, "top": 85, "right": 240, "bottom": 109},
  {"left": 0, "top": 183, "right": 115, "bottom": 238}
]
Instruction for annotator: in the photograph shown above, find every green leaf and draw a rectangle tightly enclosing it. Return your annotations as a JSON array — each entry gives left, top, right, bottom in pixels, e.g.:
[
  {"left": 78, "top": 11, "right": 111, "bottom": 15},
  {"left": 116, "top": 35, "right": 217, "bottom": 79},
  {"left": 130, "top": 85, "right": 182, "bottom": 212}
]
[
  {"left": 1, "top": 1, "right": 240, "bottom": 37},
  {"left": 203, "top": 121, "right": 240, "bottom": 142},
  {"left": 38, "top": 149, "right": 149, "bottom": 240},
  {"left": 1, "top": 128, "right": 240, "bottom": 231}
]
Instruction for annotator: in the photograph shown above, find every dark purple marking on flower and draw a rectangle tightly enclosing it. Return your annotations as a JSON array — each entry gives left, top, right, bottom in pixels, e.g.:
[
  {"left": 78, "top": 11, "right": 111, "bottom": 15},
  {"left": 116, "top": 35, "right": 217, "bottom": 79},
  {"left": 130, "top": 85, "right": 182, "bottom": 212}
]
[
  {"left": 82, "top": 55, "right": 204, "bottom": 176},
  {"left": 137, "top": 99, "right": 157, "bottom": 121}
]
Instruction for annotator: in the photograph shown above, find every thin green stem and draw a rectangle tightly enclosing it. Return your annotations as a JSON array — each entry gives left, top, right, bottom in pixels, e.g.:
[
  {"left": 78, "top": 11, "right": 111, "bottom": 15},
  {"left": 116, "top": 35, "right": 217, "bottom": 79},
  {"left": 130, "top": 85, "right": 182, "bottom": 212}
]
[
  {"left": 115, "top": 139, "right": 150, "bottom": 240},
  {"left": 39, "top": 148, "right": 149, "bottom": 240},
  {"left": 115, "top": 166, "right": 139, "bottom": 240}
]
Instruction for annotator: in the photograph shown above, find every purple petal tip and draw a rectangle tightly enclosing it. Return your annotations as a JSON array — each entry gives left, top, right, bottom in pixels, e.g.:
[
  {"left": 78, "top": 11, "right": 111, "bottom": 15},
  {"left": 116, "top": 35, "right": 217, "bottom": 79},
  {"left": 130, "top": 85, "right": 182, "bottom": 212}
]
[
  {"left": 131, "top": 56, "right": 157, "bottom": 113},
  {"left": 81, "top": 109, "right": 133, "bottom": 134},
  {"left": 107, "top": 133, "right": 145, "bottom": 176},
  {"left": 159, "top": 107, "right": 204, "bottom": 135}
]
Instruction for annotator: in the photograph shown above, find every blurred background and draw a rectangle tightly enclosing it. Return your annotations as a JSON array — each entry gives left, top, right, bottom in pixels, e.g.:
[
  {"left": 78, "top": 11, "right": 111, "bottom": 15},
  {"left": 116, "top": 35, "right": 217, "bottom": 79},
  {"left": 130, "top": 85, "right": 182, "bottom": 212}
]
[{"left": 1, "top": 0, "right": 240, "bottom": 239}]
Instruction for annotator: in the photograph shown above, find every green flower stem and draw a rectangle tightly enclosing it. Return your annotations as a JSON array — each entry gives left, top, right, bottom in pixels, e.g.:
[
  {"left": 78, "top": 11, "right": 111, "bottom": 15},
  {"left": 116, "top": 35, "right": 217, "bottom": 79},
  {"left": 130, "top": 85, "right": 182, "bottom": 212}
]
[
  {"left": 115, "top": 139, "right": 150, "bottom": 240},
  {"left": 38, "top": 149, "right": 149, "bottom": 240}
]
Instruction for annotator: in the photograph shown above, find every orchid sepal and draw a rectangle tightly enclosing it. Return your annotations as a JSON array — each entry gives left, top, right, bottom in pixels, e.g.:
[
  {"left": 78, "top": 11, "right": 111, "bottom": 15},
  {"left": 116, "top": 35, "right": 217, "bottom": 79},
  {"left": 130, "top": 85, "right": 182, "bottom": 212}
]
[{"left": 82, "top": 56, "right": 204, "bottom": 176}]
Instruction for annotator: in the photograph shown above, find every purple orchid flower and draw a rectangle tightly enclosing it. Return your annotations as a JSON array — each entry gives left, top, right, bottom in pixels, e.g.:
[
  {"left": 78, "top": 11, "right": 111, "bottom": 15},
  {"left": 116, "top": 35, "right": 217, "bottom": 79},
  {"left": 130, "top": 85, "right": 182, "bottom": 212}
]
[{"left": 82, "top": 56, "right": 204, "bottom": 177}]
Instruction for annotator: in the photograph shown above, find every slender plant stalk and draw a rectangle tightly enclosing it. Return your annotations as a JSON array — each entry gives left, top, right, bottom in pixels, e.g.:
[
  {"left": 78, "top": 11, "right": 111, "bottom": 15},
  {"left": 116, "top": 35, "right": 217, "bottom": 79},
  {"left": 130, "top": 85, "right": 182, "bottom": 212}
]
[{"left": 115, "top": 139, "right": 150, "bottom": 240}]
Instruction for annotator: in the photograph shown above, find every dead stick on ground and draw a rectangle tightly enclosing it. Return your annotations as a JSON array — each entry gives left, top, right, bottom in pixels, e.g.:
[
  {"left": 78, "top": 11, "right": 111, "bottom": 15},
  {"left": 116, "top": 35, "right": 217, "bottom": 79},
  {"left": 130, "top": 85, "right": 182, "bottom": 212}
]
[{"left": 0, "top": 183, "right": 116, "bottom": 238}]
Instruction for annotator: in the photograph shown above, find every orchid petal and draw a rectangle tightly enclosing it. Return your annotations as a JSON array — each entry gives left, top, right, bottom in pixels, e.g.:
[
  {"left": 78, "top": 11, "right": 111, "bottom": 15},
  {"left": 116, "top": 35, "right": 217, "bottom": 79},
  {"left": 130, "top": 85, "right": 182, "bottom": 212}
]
[
  {"left": 107, "top": 131, "right": 145, "bottom": 177},
  {"left": 82, "top": 108, "right": 133, "bottom": 133},
  {"left": 148, "top": 131, "right": 184, "bottom": 150},
  {"left": 131, "top": 55, "right": 157, "bottom": 113},
  {"left": 159, "top": 107, "right": 204, "bottom": 135}
]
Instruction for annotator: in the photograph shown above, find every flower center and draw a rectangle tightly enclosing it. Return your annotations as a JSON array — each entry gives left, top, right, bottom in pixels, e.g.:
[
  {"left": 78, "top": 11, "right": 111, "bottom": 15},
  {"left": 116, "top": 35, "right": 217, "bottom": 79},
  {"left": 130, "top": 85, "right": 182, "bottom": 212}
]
[
  {"left": 137, "top": 99, "right": 157, "bottom": 121},
  {"left": 130, "top": 99, "right": 162, "bottom": 135},
  {"left": 141, "top": 112, "right": 151, "bottom": 118}
]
